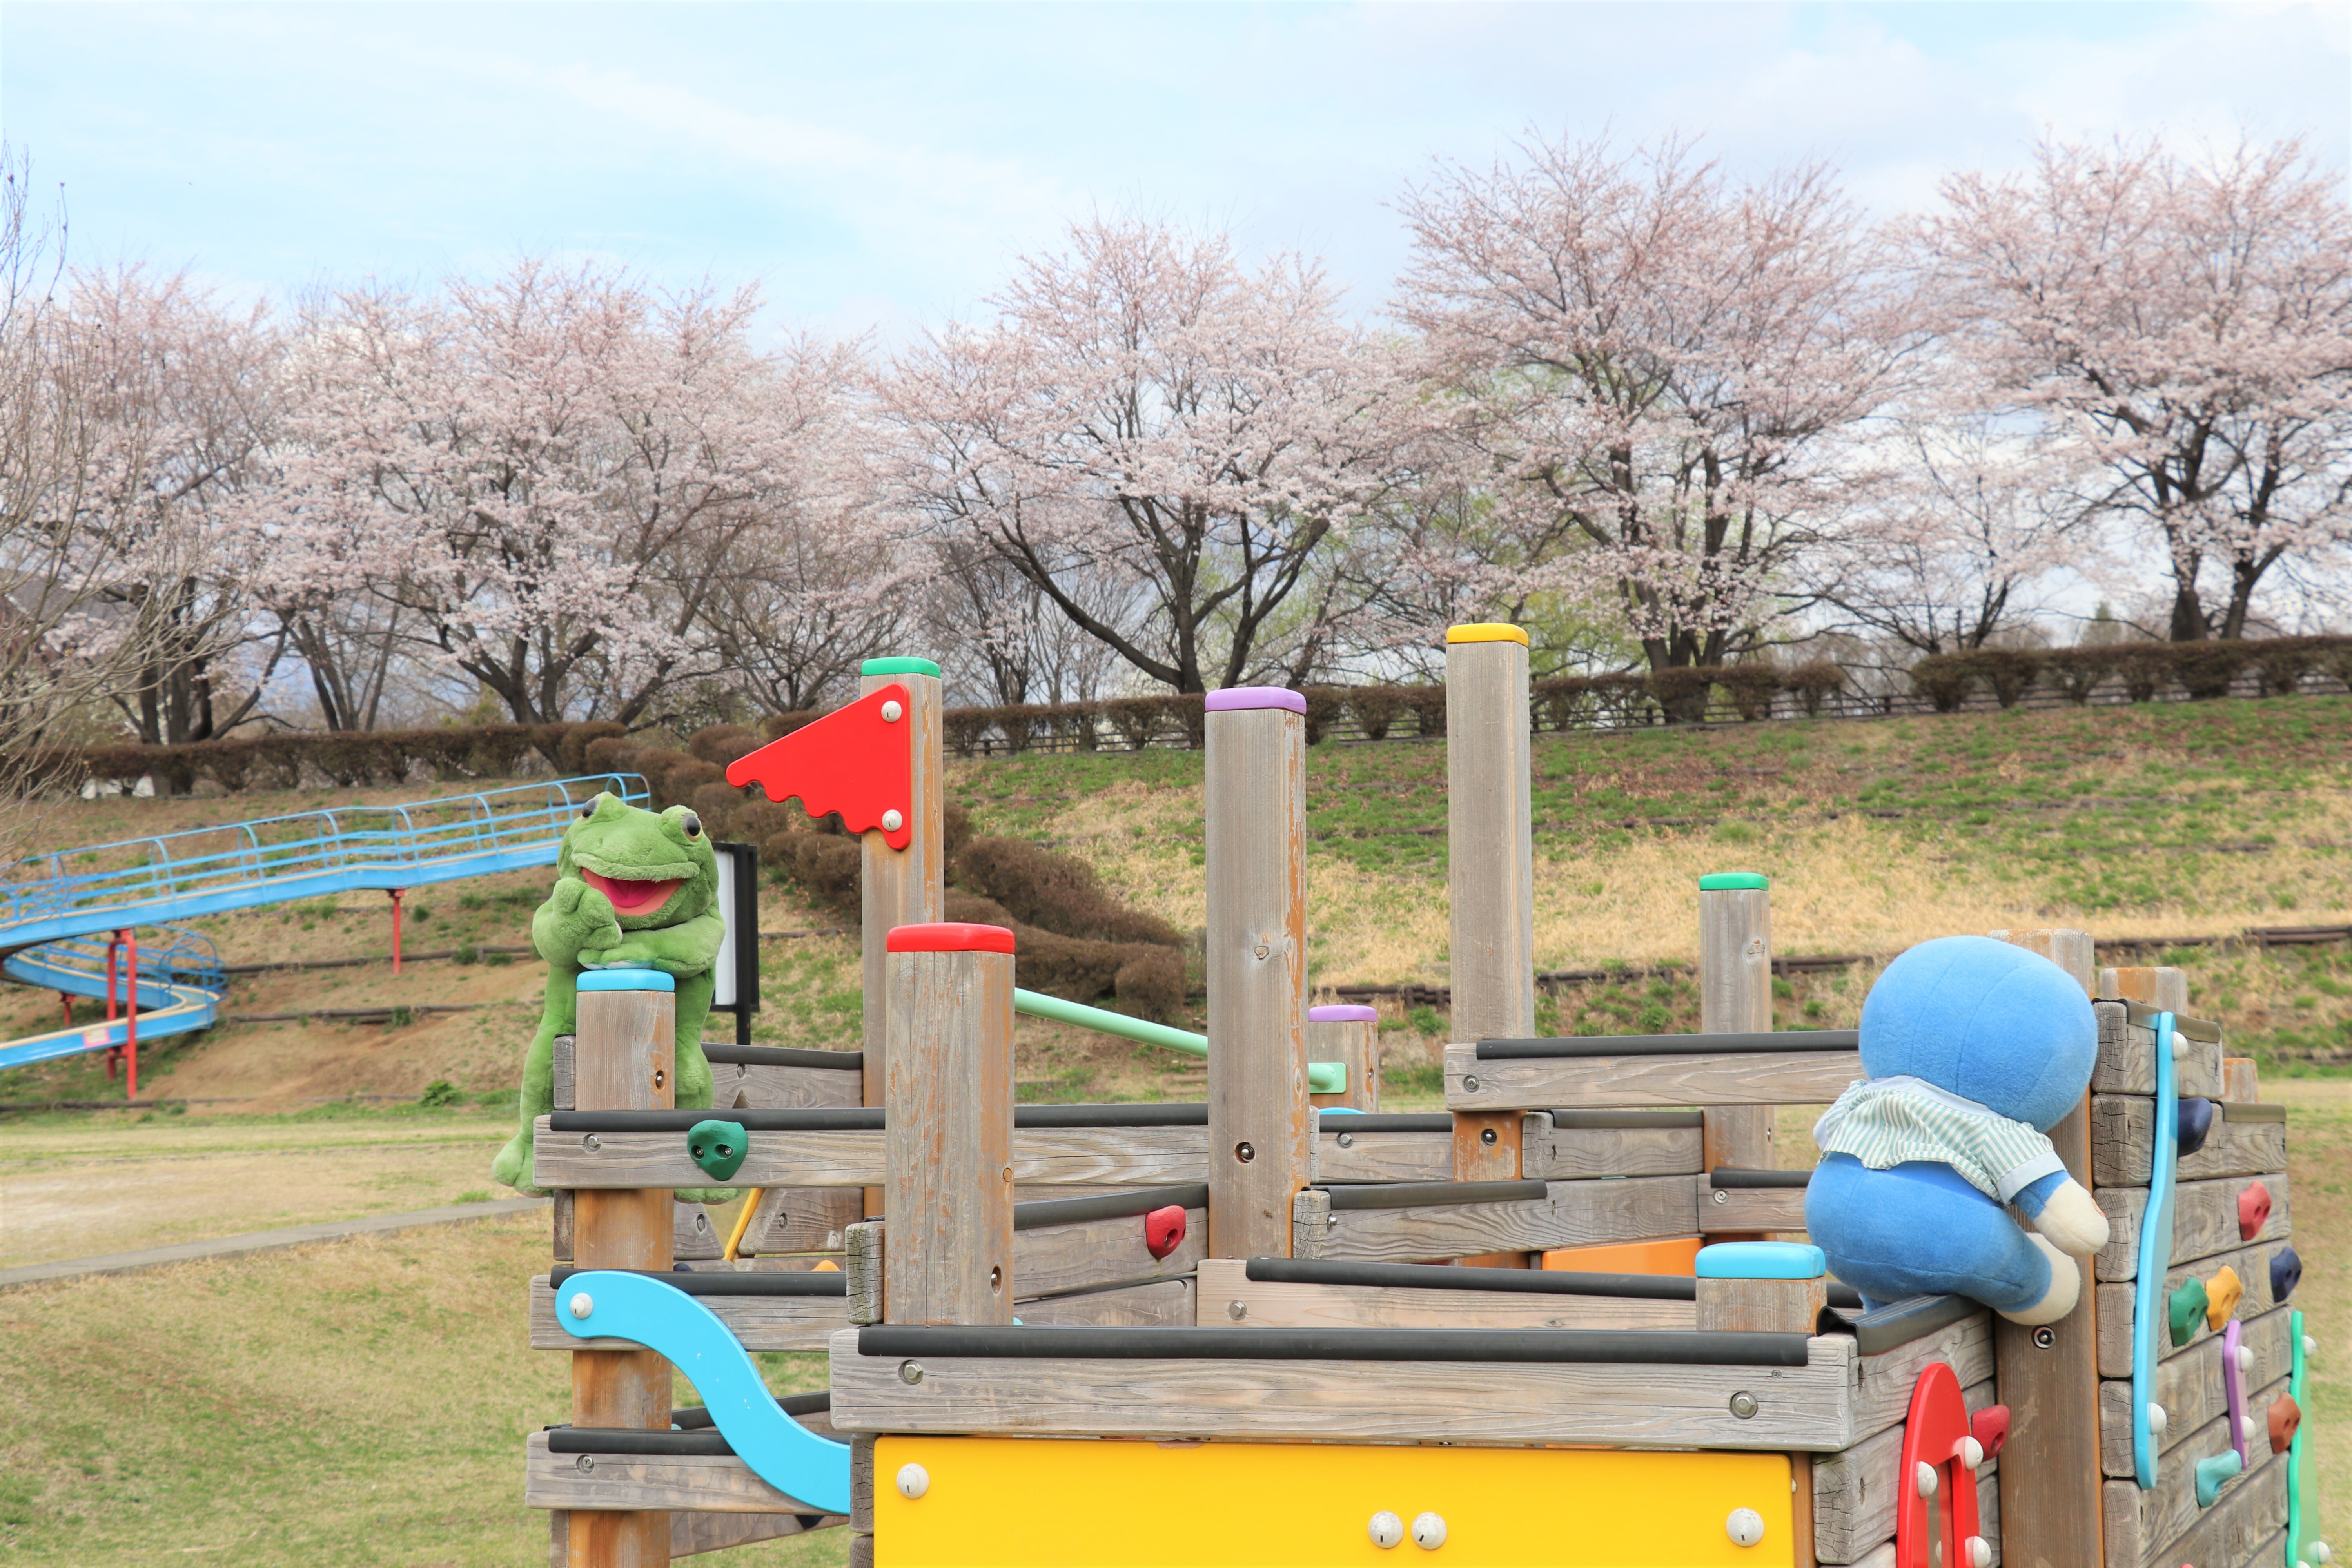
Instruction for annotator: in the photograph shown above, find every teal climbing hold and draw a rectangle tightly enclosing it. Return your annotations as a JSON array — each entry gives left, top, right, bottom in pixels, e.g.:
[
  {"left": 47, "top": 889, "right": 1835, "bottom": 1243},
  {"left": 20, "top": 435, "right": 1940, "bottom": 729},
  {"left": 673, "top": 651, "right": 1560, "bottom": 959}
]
[
  {"left": 555, "top": 1270, "right": 850, "bottom": 1513},
  {"left": 687, "top": 1119, "right": 749, "bottom": 1182},
  {"left": 2194, "top": 1450, "right": 2243, "bottom": 1508}
]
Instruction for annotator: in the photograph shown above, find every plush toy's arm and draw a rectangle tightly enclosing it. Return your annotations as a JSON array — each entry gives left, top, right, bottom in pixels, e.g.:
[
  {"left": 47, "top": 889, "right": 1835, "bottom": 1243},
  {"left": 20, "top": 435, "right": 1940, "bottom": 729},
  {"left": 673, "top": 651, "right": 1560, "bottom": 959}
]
[
  {"left": 581, "top": 910, "right": 728, "bottom": 977},
  {"left": 2016, "top": 1171, "right": 2111, "bottom": 1256},
  {"left": 534, "top": 877, "right": 624, "bottom": 968}
]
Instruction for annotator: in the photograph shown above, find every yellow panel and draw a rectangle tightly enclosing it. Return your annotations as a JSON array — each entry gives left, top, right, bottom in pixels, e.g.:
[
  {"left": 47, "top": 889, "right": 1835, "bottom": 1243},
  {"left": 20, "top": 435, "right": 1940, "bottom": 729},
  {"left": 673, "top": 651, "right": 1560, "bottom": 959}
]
[
  {"left": 1543, "top": 1236, "right": 1702, "bottom": 1276},
  {"left": 873, "top": 1437, "right": 1793, "bottom": 1567},
  {"left": 1445, "top": 622, "right": 1530, "bottom": 646}
]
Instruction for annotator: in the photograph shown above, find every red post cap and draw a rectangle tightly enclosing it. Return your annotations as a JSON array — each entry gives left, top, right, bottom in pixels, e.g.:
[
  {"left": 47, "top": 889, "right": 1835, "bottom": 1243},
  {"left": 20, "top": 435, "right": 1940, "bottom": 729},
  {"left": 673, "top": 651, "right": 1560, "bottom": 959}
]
[{"left": 886, "top": 922, "right": 1015, "bottom": 954}]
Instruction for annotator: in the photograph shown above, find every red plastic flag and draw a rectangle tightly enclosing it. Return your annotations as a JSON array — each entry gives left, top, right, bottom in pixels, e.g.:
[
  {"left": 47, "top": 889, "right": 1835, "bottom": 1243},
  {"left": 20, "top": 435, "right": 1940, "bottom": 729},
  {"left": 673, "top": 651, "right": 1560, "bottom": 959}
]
[{"left": 725, "top": 684, "right": 913, "bottom": 850}]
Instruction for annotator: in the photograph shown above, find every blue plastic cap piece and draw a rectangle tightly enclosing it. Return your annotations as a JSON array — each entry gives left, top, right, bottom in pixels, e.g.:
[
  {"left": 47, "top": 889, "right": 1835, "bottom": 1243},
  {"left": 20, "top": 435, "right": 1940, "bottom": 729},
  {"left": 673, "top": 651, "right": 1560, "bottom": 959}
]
[
  {"left": 1697, "top": 1241, "right": 1828, "bottom": 1280},
  {"left": 577, "top": 967, "right": 676, "bottom": 993}
]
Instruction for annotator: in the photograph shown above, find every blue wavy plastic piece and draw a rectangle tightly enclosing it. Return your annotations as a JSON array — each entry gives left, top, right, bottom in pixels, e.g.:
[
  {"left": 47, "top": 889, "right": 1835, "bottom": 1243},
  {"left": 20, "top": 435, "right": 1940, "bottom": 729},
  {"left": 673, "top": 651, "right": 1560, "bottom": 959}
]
[
  {"left": 554, "top": 1270, "right": 851, "bottom": 1514},
  {"left": 2131, "top": 1010, "right": 2180, "bottom": 1490}
]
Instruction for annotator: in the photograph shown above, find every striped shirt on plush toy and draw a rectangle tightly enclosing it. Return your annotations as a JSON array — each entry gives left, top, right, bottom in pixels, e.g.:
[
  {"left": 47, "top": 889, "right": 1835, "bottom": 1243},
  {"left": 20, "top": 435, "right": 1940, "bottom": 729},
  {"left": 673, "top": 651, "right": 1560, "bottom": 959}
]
[{"left": 1812, "top": 1075, "right": 2069, "bottom": 1203}]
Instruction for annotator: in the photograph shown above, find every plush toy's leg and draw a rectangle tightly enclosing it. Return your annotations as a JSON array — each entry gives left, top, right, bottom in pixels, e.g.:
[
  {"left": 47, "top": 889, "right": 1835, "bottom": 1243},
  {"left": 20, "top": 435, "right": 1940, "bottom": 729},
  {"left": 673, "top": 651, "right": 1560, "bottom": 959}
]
[
  {"left": 490, "top": 1015, "right": 563, "bottom": 1196},
  {"left": 2006, "top": 1234, "right": 2082, "bottom": 1325},
  {"left": 1807, "top": 1155, "right": 2060, "bottom": 1319},
  {"left": 668, "top": 969, "right": 737, "bottom": 1205}
]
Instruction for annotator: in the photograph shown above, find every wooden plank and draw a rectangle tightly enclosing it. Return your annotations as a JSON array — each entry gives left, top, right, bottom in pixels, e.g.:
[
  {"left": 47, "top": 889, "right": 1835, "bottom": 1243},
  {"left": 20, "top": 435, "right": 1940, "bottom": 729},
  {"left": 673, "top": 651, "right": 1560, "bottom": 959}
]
[
  {"left": 1205, "top": 698, "right": 1311, "bottom": 1260},
  {"left": 746, "top": 1188, "right": 864, "bottom": 1256},
  {"left": 530, "top": 1277, "right": 850, "bottom": 1352},
  {"left": 2096, "top": 1235, "right": 2300, "bottom": 1379},
  {"left": 2100, "top": 1376, "right": 2289, "bottom": 1568},
  {"left": 553, "top": 1034, "right": 577, "bottom": 1111},
  {"left": 674, "top": 1204, "right": 722, "bottom": 1261},
  {"left": 2095, "top": 1304, "right": 2295, "bottom": 1477},
  {"left": 525, "top": 1430, "right": 839, "bottom": 1516},
  {"left": 1446, "top": 1041, "right": 1862, "bottom": 1111},
  {"left": 1452, "top": 1110, "right": 1523, "bottom": 1186},
  {"left": 2220, "top": 1058, "right": 2260, "bottom": 1104},
  {"left": 1011, "top": 1207, "right": 1206, "bottom": 1301},
  {"left": 1313, "top": 1127, "right": 1451, "bottom": 1184},
  {"left": 1307, "top": 1014, "right": 1378, "bottom": 1112},
  {"left": 1292, "top": 1177, "right": 1699, "bottom": 1264},
  {"left": 1811, "top": 1375, "right": 1995, "bottom": 1563},
  {"left": 671, "top": 1511, "right": 836, "bottom": 1557},
  {"left": 1851, "top": 1310, "right": 1998, "bottom": 1445},
  {"left": 532, "top": 1123, "right": 1208, "bottom": 1190},
  {"left": 2090, "top": 1095, "right": 2288, "bottom": 1186},
  {"left": 1985, "top": 926, "right": 2103, "bottom": 1568},
  {"left": 1701, "top": 879, "right": 1775, "bottom": 1176},
  {"left": 1698, "top": 1275, "right": 1829, "bottom": 1333},
  {"left": 569, "top": 982, "right": 678, "bottom": 1568},
  {"left": 725, "top": 1060, "right": 863, "bottom": 1111},
  {"left": 1702, "top": 1185, "right": 1809, "bottom": 1233},
  {"left": 1195, "top": 1258, "right": 1694, "bottom": 1332},
  {"left": 2094, "top": 1172, "right": 2291, "bottom": 1282},
  {"left": 2092, "top": 1001, "right": 2223, "bottom": 1098},
  {"left": 827, "top": 1327, "right": 1858, "bottom": 1451},
  {"left": 1017, "top": 1278, "right": 1195, "bottom": 1328},
  {"left": 1446, "top": 631, "right": 1536, "bottom": 1048},
  {"left": 846, "top": 1222, "right": 882, "bottom": 1325},
  {"left": 2097, "top": 965, "right": 2189, "bottom": 1013},
  {"left": 859, "top": 668, "right": 947, "bottom": 1209},
  {"left": 884, "top": 940, "right": 1014, "bottom": 1325},
  {"left": 1524, "top": 1121, "right": 1704, "bottom": 1180}
]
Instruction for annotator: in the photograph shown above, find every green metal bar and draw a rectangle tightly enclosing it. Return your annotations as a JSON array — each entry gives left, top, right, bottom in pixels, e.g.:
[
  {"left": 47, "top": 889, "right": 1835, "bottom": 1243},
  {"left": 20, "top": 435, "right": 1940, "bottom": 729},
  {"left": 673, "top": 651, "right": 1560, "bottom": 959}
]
[{"left": 1013, "top": 987, "right": 1346, "bottom": 1094}]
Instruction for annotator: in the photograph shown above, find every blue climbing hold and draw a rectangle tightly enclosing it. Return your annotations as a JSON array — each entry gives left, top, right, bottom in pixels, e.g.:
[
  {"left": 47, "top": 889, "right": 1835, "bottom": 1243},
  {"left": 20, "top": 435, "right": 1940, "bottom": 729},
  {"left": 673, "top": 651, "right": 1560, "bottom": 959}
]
[
  {"left": 2176, "top": 1098, "right": 2215, "bottom": 1158},
  {"left": 2271, "top": 1245, "right": 2303, "bottom": 1303}
]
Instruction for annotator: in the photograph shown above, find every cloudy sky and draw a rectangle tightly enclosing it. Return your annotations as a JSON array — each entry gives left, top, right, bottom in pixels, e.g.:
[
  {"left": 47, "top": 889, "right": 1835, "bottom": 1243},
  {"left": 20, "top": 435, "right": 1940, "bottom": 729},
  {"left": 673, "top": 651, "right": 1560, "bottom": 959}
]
[{"left": 5, "top": 2, "right": 2347, "bottom": 341}]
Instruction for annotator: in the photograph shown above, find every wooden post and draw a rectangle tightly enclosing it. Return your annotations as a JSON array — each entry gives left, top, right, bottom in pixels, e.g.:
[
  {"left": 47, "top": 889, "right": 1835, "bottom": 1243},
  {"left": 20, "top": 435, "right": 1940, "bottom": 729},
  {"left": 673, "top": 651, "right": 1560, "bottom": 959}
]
[
  {"left": 2097, "top": 964, "right": 2189, "bottom": 1014},
  {"left": 1446, "top": 626, "right": 1533, "bottom": 1236},
  {"left": 860, "top": 657, "right": 945, "bottom": 1218},
  {"left": 567, "top": 968, "right": 678, "bottom": 1568},
  {"left": 882, "top": 922, "right": 1016, "bottom": 1325},
  {"left": 1307, "top": 1004, "right": 1379, "bottom": 1112},
  {"left": 1699, "top": 872, "right": 1774, "bottom": 1183},
  {"left": 1205, "top": 688, "right": 1310, "bottom": 1261},
  {"left": 1986, "top": 926, "right": 2102, "bottom": 1568}
]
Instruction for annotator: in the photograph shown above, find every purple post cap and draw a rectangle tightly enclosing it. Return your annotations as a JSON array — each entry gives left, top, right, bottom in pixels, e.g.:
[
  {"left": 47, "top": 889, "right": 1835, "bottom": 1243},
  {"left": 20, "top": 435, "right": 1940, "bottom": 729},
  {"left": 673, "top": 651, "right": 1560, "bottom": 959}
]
[
  {"left": 1203, "top": 686, "right": 1307, "bottom": 715},
  {"left": 1309, "top": 1004, "right": 1379, "bottom": 1023}
]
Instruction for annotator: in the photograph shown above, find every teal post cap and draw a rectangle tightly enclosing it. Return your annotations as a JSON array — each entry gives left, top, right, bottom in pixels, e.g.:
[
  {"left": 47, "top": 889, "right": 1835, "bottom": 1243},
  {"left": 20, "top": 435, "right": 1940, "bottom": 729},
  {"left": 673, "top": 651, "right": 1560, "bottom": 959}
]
[
  {"left": 577, "top": 967, "right": 676, "bottom": 993},
  {"left": 1699, "top": 872, "right": 1771, "bottom": 891},
  {"left": 862, "top": 656, "right": 942, "bottom": 677},
  {"left": 1697, "top": 1241, "right": 1826, "bottom": 1279}
]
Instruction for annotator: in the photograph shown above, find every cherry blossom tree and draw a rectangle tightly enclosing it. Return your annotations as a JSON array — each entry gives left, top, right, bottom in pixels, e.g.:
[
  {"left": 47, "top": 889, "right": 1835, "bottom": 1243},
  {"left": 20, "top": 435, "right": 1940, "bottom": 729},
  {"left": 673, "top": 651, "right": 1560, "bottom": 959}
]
[
  {"left": 1916, "top": 136, "right": 2352, "bottom": 642},
  {"left": 882, "top": 219, "right": 1420, "bottom": 694},
  {"left": 1393, "top": 135, "right": 1908, "bottom": 693}
]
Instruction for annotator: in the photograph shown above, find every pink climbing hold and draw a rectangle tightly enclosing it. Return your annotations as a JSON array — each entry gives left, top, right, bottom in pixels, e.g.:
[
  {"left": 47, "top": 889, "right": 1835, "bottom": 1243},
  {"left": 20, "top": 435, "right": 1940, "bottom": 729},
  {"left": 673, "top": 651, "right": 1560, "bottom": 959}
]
[
  {"left": 2238, "top": 1182, "right": 2272, "bottom": 1241},
  {"left": 1144, "top": 1204, "right": 1187, "bottom": 1260},
  {"left": 1970, "top": 1404, "right": 2011, "bottom": 1461}
]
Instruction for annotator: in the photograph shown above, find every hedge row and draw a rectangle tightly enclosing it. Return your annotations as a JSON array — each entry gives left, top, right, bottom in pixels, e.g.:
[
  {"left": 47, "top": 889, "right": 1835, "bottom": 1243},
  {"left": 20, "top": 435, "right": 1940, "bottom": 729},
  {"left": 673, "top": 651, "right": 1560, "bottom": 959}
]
[
  {"left": 1907, "top": 636, "right": 2352, "bottom": 711},
  {"left": 81, "top": 721, "right": 629, "bottom": 794}
]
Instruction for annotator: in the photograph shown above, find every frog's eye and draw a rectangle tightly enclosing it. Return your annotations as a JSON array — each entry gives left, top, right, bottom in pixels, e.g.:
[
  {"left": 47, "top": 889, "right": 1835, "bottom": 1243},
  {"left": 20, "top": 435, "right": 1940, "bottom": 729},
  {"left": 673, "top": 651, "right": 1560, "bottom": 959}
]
[
  {"left": 579, "top": 802, "right": 597, "bottom": 820},
  {"left": 681, "top": 814, "right": 702, "bottom": 838}
]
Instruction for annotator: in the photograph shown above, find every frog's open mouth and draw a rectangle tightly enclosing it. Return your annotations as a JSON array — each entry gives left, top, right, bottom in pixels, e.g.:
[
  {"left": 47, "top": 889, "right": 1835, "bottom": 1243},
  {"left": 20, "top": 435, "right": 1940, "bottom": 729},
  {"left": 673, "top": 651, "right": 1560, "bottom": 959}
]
[{"left": 581, "top": 868, "right": 684, "bottom": 915}]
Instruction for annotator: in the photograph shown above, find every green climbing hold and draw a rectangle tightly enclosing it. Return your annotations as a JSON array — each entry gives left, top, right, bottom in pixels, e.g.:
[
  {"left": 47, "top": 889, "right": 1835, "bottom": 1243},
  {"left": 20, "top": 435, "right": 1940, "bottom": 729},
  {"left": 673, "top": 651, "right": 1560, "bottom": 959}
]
[
  {"left": 1698, "top": 872, "right": 1770, "bottom": 891},
  {"left": 2168, "top": 1277, "right": 2210, "bottom": 1347},
  {"left": 861, "top": 656, "right": 942, "bottom": 677},
  {"left": 687, "top": 1118, "right": 749, "bottom": 1182}
]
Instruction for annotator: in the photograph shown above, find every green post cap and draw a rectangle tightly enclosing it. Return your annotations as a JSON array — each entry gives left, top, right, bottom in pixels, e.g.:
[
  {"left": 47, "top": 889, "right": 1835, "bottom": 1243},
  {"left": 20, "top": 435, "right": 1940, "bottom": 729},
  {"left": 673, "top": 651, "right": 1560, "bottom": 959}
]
[
  {"left": 862, "top": 657, "right": 942, "bottom": 677},
  {"left": 686, "top": 1118, "right": 749, "bottom": 1182},
  {"left": 1698, "top": 873, "right": 1771, "bottom": 891}
]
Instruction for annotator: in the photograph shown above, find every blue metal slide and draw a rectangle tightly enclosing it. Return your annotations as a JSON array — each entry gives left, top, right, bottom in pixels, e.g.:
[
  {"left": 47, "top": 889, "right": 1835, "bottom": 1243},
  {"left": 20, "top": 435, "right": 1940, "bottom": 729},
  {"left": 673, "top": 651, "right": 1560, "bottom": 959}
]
[{"left": 0, "top": 774, "right": 647, "bottom": 1076}]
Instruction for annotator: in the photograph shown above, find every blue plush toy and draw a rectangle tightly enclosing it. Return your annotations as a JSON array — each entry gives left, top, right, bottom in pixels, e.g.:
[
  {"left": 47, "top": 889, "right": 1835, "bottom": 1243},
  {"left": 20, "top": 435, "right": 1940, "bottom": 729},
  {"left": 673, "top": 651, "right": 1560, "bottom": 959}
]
[{"left": 1805, "top": 935, "right": 2110, "bottom": 1324}]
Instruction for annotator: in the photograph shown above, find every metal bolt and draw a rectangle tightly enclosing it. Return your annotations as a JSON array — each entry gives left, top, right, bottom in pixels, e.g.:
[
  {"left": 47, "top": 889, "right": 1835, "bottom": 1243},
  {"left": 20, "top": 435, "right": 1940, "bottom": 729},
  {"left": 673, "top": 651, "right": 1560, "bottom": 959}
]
[
  {"left": 567, "top": 1292, "right": 594, "bottom": 1320},
  {"left": 1336, "top": 1132, "right": 1355, "bottom": 1148},
  {"left": 652, "top": 1067, "right": 665, "bottom": 1089},
  {"left": 582, "top": 1134, "right": 601, "bottom": 1151},
  {"left": 989, "top": 1265, "right": 1002, "bottom": 1292},
  {"left": 881, "top": 700, "right": 904, "bottom": 723},
  {"left": 1729, "top": 1391, "right": 1759, "bottom": 1419},
  {"left": 1235, "top": 1141, "right": 1255, "bottom": 1163},
  {"left": 882, "top": 809, "right": 905, "bottom": 832},
  {"left": 895, "top": 1462, "right": 929, "bottom": 1499},
  {"left": 899, "top": 1360, "right": 924, "bottom": 1385},
  {"left": 1228, "top": 1300, "right": 1249, "bottom": 1321},
  {"left": 1462, "top": 1074, "right": 1481, "bottom": 1092},
  {"left": 1726, "top": 1506, "right": 1766, "bottom": 1548},
  {"left": 1712, "top": 1189, "right": 1730, "bottom": 1205},
  {"left": 575, "top": 1454, "right": 595, "bottom": 1473},
  {"left": 2033, "top": 1326, "right": 2056, "bottom": 1349},
  {"left": 1479, "top": 1127, "right": 1497, "bottom": 1146}
]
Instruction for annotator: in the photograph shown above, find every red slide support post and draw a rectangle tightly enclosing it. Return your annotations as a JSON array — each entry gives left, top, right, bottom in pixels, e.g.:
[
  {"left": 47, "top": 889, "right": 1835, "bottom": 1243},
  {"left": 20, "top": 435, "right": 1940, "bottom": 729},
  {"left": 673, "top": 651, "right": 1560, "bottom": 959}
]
[
  {"left": 123, "top": 927, "right": 139, "bottom": 1100},
  {"left": 388, "top": 888, "right": 405, "bottom": 975}
]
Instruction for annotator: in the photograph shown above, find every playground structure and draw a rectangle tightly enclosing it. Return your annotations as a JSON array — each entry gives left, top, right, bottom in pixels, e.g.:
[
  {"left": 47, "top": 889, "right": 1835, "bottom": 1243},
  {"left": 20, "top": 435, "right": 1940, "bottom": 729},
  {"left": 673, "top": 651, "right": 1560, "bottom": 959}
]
[
  {"left": 0, "top": 775, "right": 651, "bottom": 1091},
  {"left": 525, "top": 634, "right": 2330, "bottom": 1568}
]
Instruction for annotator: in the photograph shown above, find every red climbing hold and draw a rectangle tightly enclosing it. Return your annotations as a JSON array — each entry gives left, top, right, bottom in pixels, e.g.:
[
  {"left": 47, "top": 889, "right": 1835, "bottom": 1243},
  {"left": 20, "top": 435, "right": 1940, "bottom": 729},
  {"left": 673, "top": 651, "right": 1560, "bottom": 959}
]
[
  {"left": 725, "top": 684, "right": 915, "bottom": 851},
  {"left": 1970, "top": 1404, "right": 2011, "bottom": 1461},
  {"left": 2238, "top": 1182, "right": 2272, "bottom": 1241},
  {"left": 1144, "top": 1205, "right": 1187, "bottom": 1260}
]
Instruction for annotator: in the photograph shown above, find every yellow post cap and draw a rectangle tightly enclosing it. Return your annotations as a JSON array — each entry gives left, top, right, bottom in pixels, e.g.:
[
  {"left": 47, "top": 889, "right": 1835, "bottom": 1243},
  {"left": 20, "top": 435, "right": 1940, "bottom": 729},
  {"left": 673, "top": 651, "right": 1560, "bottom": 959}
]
[{"left": 1445, "top": 623, "right": 1529, "bottom": 647}]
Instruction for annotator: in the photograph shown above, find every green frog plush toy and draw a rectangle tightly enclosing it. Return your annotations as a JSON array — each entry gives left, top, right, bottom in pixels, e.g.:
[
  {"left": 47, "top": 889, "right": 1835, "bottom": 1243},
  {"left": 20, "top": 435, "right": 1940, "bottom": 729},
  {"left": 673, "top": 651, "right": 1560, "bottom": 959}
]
[{"left": 490, "top": 792, "right": 736, "bottom": 1202}]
